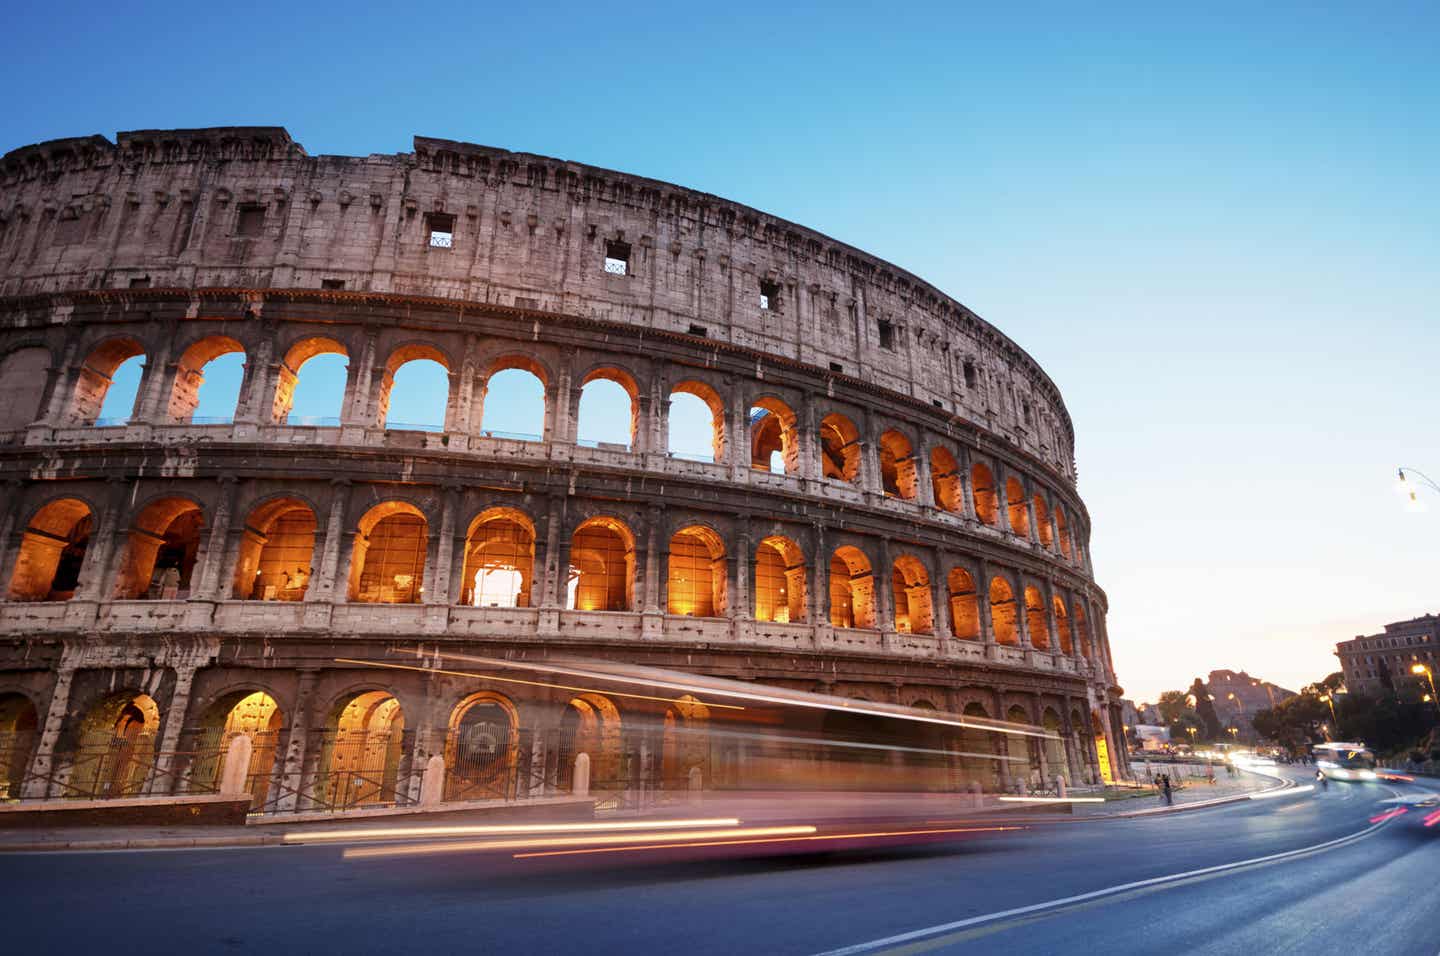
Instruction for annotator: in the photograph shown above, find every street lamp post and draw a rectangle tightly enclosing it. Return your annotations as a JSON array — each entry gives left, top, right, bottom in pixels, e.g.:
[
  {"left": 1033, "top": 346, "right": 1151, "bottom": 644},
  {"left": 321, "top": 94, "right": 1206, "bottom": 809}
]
[
  {"left": 1319, "top": 693, "right": 1338, "bottom": 733},
  {"left": 1396, "top": 467, "right": 1440, "bottom": 507},
  {"left": 1412, "top": 664, "right": 1440, "bottom": 718}
]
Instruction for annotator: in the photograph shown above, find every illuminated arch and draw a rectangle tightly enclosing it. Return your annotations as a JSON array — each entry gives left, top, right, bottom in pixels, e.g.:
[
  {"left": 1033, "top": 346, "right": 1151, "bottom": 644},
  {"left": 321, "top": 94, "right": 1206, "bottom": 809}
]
[
  {"left": 190, "top": 690, "right": 283, "bottom": 806},
  {"left": 1057, "top": 509, "right": 1073, "bottom": 559},
  {"left": 577, "top": 367, "right": 639, "bottom": 449},
  {"left": 68, "top": 691, "right": 161, "bottom": 798},
  {"left": 819, "top": 412, "right": 861, "bottom": 483},
  {"left": 562, "top": 692, "right": 623, "bottom": 788},
  {"left": 7, "top": 498, "right": 94, "bottom": 601},
  {"left": 479, "top": 355, "right": 549, "bottom": 441},
  {"left": 947, "top": 567, "right": 980, "bottom": 641},
  {"left": 319, "top": 689, "right": 406, "bottom": 808},
  {"left": 662, "top": 694, "right": 711, "bottom": 787},
  {"left": 971, "top": 461, "right": 998, "bottom": 526},
  {"left": 0, "top": 693, "right": 39, "bottom": 798},
  {"left": 1053, "top": 595, "right": 1072, "bottom": 654},
  {"left": 69, "top": 337, "right": 145, "bottom": 425},
  {"left": 1006, "top": 477, "right": 1029, "bottom": 537},
  {"left": 669, "top": 380, "right": 726, "bottom": 462},
  {"left": 378, "top": 343, "right": 451, "bottom": 430},
  {"left": 668, "top": 525, "right": 726, "bottom": 617},
  {"left": 1073, "top": 602, "right": 1092, "bottom": 659},
  {"left": 231, "top": 497, "right": 317, "bottom": 600},
  {"left": 890, "top": 554, "right": 933, "bottom": 634},
  {"left": 460, "top": 507, "right": 535, "bottom": 608},
  {"left": 445, "top": 691, "right": 520, "bottom": 801},
  {"left": 755, "top": 535, "right": 806, "bottom": 623},
  {"left": 1033, "top": 494, "right": 1053, "bottom": 549},
  {"left": 168, "top": 335, "right": 245, "bottom": 423},
  {"left": 568, "top": 516, "right": 635, "bottom": 611},
  {"left": 930, "top": 446, "right": 962, "bottom": 513},
  {"left": 989, "top": 576, "right": 1018, "bottom": 645},
  {"left": 829, "top": 545, "right": 875, "bottom": 629},
  {"left": 113, "top": 497, "right": 205, "bottom": 600},
  {"left": 273, "top": 336, "right": 348, "bottom": 424},
  {"left": 878, "top": 429, "right": 918, "bottom": 500},
  {"left": 1024, "top": 585, "right": 1048, "bottom": 650},
  {"left": 348, "top": 501, "right": 428, "bottom": 603},
  {"left": 749, "top": 396, "right": 799, "bottom": 475}
]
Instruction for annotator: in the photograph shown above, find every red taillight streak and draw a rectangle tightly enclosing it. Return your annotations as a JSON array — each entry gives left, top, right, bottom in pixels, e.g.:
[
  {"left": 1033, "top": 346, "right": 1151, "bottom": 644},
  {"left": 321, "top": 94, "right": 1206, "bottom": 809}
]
[{"left": 512, "top": 825, "right": 1026, "bottom": 859}]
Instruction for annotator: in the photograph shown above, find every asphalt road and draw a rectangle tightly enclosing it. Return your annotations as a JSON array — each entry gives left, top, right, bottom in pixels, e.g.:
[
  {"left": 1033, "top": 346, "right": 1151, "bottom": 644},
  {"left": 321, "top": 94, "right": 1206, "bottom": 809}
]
[{"left": 3, "top": 770, "right": 1435, "bottom": 956}]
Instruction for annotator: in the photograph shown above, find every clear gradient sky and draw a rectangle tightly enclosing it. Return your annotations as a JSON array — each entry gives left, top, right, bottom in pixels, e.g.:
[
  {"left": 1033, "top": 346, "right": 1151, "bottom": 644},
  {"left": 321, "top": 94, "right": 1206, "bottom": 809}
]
[{"left": 7, "top": 2, "right": 1438, "bottom": 703}]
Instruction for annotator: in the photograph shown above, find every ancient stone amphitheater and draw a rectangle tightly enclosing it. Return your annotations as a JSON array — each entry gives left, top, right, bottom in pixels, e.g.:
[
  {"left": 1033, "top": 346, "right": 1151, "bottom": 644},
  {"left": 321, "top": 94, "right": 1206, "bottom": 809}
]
[{"left": 0, "top": 127, "right": 1126, "bottom": 813}]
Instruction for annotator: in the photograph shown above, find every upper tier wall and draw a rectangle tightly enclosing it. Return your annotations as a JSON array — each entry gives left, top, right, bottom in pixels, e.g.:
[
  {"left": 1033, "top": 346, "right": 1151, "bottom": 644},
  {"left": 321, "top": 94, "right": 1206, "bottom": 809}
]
[{"left": 0, "top": 127, "right": 1076, "bottom": 482}]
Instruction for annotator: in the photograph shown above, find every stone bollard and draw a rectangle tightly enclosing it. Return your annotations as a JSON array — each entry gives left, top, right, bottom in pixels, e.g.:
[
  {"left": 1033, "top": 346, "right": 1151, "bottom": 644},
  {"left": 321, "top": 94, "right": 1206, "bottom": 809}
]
[
  {"left": 419, "top": 754, "right": 446, "bottom": 806},
  {"left": 573, "top": 752, "right": 591, "bottom": 798},
  {"left": 1056, "top": 775, "right": 1067, "bottom": 799},
  {"left": 688, "top": 766, "right": 703, "bottom": 805},
  {"left": 970, "top": 781, "right": 984, "bottom": 809},
  {"left": 219, "top": 734, "right": 253, "bottom": 797}
]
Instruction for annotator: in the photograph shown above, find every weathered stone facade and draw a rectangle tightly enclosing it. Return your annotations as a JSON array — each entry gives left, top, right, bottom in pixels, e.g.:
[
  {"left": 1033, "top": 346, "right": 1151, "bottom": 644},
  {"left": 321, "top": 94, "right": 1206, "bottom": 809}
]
[{"left": 0, "top": 127, "right": 1127, "bottom": 810}]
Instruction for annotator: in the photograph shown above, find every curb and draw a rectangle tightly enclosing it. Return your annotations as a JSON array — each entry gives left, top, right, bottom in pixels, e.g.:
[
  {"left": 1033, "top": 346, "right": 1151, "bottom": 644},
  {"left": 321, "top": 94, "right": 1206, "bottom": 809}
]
[{"left": 1, "top": 833, "right": 291, "bottom": 853}]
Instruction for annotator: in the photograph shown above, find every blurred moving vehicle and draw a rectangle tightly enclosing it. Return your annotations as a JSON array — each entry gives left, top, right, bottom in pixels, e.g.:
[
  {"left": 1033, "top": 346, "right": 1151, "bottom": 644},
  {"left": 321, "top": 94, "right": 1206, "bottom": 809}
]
[{"left": 1313, "top": 742, "right": 1377, "bottom": 781}]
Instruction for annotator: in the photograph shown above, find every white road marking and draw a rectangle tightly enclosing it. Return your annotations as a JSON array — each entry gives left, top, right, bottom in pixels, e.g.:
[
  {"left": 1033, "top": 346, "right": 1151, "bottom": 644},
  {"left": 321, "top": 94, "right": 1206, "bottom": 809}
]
[{"left": 812, "top": 802, "right": 1396, "bottom": 956}]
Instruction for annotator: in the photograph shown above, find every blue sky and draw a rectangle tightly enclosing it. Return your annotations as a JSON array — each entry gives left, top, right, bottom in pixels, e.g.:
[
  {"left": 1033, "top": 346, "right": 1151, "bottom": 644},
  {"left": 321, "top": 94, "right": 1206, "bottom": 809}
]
[{"left": 10, "top": 2, "right": 1439, "bottom": 701}]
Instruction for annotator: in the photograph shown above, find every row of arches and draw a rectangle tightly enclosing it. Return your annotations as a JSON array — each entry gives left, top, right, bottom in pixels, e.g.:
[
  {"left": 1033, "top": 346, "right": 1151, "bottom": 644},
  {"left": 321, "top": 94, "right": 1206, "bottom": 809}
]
[
  {"left": 4, "top": 495, "right": 1099, "bottom": 659},
  {"left": 1, "top": 338, "right": 1086, "bottom": 567}
]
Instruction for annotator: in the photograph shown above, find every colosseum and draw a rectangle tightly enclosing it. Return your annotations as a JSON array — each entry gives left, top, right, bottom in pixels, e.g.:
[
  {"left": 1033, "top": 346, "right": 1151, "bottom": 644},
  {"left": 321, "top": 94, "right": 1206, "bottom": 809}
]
[{"left": 0, "top": 126, "right": 1127, "bottom": 814}]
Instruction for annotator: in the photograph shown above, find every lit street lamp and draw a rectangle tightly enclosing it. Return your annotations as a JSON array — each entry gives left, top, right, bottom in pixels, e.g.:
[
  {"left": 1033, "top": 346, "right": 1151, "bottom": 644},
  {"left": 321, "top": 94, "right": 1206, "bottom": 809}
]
[
  {"left": 1412, "top": 664, "right": 1440, "bottom": 718},
  {"left": 1396, "top": 467, "right": 1440, "bottom": 509}
]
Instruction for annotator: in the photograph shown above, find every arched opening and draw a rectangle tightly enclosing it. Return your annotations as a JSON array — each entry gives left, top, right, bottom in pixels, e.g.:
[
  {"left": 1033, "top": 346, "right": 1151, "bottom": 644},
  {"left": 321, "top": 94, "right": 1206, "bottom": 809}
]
[
  {"left": 1024, "top": 585, "right": 1049, "bottom": 650},
  {"left": 169, "top": 336, "right": 245, "bottom": 424},
  {"left": 1007, "top": 703, "right": 1042, "bottom": 778},
  {"left": 930, "top": 447, "right": 962, "bottom": 513},
  {"left": 480, "top": 360, "right": 547, "bottom": 441},
  {"left": 668, "top": 381, "right": 725, "bottom": 462},
  {"left": 662, "top": 695, "right": 711, "bottom": 789},
  {"left": 819, "top": 413, "right": 861, "bottom": 482},
  {"left": 7, "top": 498, "right": 93, "bottom": 601},
  {"left": 189, "top": 690, "right": 283, "bottom": 807},
  {"left": 319, "top": 690, "right": 405, "bottom": 808},
  {"left": 71, "top": 339, "right": 145, "bottom": 426},
  {"left": 445, "top": 692, "right": 519, "bottom": 801},
  {"left": 274, "top": 337, "right": 348, "bottom": 425},
  {"left": 989, "top": 577, "right": 1018, "bottom": 645},
  {"left": 1033, "top": 494, "right": 1053, "bottom": 549},
  {"left": 559, "top": 693, "right": 622, "bottom": 790},
  {"left": 231, "top": 498, "right": 317, "bottom": 600},
  {"left": 668, "top": 526, "right": 726, "bottom": 617},
  {"left": 971, "top": 462, "right": 998, "bottom": 525},
  {"left": 1057, "top": 510, "right": 1073, "bottom": 559},
  {"left": 379, "top": 346, "right": 449, "bottom": 431},
  {"left": 878, "top": 430, "right": 918, "bottom": 500},
  {"left": 576, "top": 369, "right": 637, "bottom": 449},
  {"left": 1073, "top": 602, "right": 1092, "bottom": 659},
  {"left": 460, "top": 508, "right": 534, "bottom": 608},
  {"left": 113, "top": 497, "right": 204, "bottom": 600},
  {"left": 754, "top": 535, "right": 806, "bottom": 623},
  {"left": 948, "top": 568, "right": 980, "bottom": 640},
  {"left": 0, "top": 347, "right": 51, "bottom": 432},
  {"left": 959, "top": 702, "right": 999, "bottom": 790},
  {"left": 568, "top": 517, "right": 635, "bottom": 611},
  {"left": 348, "top": 502, "right": 427, "bottom": 604},
  {"left": 890, "top": 555, "right": 933, "bottom": 634},
  {"left": 69, "top": 691, "right": 161, "bottom": 798},
  {"left": 1042, "top": 709, "right": 1068, "bottom": 784},
  {"left": 1053, "top": 596, "right": 1072, "bottom": 654},
  {"left": 749, "top": 397, "right": 799, "bottom": 475},
  {"left": 829, "top": 545, "right": 875, "bottom": 629},
  {"left": 1006, "top": 477, "right": 1029, "bottom": 537},
  {"left": 0, "top": 693, "right": 39, "bottom": 799}
]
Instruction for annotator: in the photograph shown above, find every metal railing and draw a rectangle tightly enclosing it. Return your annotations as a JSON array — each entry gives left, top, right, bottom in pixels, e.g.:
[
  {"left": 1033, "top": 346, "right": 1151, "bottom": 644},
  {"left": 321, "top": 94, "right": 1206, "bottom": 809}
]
[
  {"left": 90, "top": 417, "right": 130, "bottom": 428},
  {"left": 478, "top": 429, "right": 542, "bottom": 442},
  {"left": 285, "top": 415, "right": 341, "bottom": 427},
  {"left": 383, "top": 421, "right": 444, "bottom": 433}
]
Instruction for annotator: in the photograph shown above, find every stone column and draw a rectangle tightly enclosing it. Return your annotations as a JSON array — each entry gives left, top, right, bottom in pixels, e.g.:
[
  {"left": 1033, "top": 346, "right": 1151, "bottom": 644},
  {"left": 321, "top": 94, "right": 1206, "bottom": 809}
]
[
  {"left": 0, "top": 479, "right": 26, "bottom": 597},
  {"left": 150, "top": 643, "right": 218, "bottom": 794},
  {"left": 931, "top": 549, "right": 952, "bottom": 642},
  {"left": 975, "top": 557, "right": 995, "bottom": 646},
  {"left": 809, "top": 522, "right": 828, "bottom": 629},
  {"left": 37, "top": 336, "right": 82, "bottom": 426},
  {"left": 428, "top": 486, "right": 458, "bottom": 606},
  {"left": 539, "top": 495, "right": 566, "bottom": 608},
  {"left": 1015, "top": 575, "right": 1032, "bottom": 650},
  {"left": 1042, "top": 578, "right": 1060, "bottom": 653},
  {"left": 189, "top": 477, "right": 238, "bottom": 601},
  {"left": 232, "top": 335, "right": 273, "bottom": 427},
  {"left": 957, "top": 445, "right": 976, "bottom": 520},
  {"left": 995, "top": 469, "right": 1012, "bottom": 535},
  {"left": 21, "top": 642, "right": 87, "bottom": 799},
  {"left": 1024, "top": 482, "right": 1041, "bottom": 546},
  {"left": 642, "top": 505, "right": 663, "bottom": 614},
  {"left": 72, "top": 478, "right": 130, "bottom": 604},
  {"left": 130, "top": 334, "right": 175, "bottom": 425},
  {"left": 274, "top": 668, "right": 320, "bottom": 812},
  {"left": 732, "top": 517, "right": 752, "bottom": 621},
  {"left": 876, "top": 538, "right": 895, "bottom": 640},
  {"left": 306, "top": 480, "right": 350, "bottom": 604},
  {"left": 632, "top": 394, "right": 652, "bottom": 456},
  {"left": 914, "top": 440, "right": 935, "bottom": 509}
]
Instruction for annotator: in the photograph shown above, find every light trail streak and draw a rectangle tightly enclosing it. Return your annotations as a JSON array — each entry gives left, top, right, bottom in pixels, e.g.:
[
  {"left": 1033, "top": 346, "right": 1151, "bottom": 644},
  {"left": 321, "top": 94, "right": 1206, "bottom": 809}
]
[
  {"left": 332, "top": 658, "right": 745, "bottom": 711},
  {"left": 1368, "top": 808, "right": 1408, "bottom": 824},
  {"left": 511, "top": 825, "right": 1027, "bottom": 859},
  {"left": 996, "top": 796, "right": 1106, "bottom": 804},
  {"left": 1422, "top": 808, "right": 1440, "bottom": 828},
  {"left": 392, "top": 651, "right": 1059, "bottom": 739},
  {"left": 1249, "top": 784, "right": 1314, "bottom": 800},
  {"left": 285, "top": 817, "right": 742, "bottom": 843},
  {"left": 341, "top": 825, "right": 816, "bottom": 860}
]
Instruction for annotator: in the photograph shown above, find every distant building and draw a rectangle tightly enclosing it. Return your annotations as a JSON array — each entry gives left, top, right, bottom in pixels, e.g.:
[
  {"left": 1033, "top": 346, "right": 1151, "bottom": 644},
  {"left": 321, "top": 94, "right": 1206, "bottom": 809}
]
[
  {"left": 1336, "top": 614, "right": 1440, "bottom": 696},
  {"left": 1206, "top": 669, "right": 1294, "bottom": 741}
]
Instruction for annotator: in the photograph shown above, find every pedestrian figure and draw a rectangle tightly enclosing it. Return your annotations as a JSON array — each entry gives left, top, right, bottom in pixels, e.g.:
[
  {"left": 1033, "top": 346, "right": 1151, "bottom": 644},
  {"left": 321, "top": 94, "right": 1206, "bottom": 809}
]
[
  {"left": 1161, "top": 773, "right": 1173, "bottom": 805},
  {"left": 1315, "top": 769, "right": 1328, "bottom": 791}
]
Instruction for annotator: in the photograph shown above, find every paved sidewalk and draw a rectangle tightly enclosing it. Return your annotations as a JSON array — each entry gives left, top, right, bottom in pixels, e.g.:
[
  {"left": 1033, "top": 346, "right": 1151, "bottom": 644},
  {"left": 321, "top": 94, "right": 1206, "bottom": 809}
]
[{"left": 1072, "top": 768, "right": 1279, "bottom": 817}]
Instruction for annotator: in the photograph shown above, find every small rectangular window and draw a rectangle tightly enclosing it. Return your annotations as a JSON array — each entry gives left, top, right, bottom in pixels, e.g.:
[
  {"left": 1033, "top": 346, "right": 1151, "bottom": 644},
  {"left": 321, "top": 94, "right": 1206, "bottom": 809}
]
[
  {"left": 514, "top": 297, "right": 539, "bottom": 310},
  {"left": 829, "top": 362, "right": 843, "bottom": 373},
  {"left": 877, "top": 320, "right": 895, "bottom": 351},
  {"left": 236, "top": 205, "right": 266, "bottom": 237},
  {"left": 963, "top": 361, "right": 977, "bottom": 390},
  {"left": 687, "top": 324, "right": 708, "bottom": 338},
  {"left": 1023, "top": 402, "right": 1033, "bottom": 425},
  {"left": 759, "top": 278, "right": 780, "bottom": 311},
  {"left": 932, "top": 399, "right": 943, "bottom": 408},
  {"left": 604, "top": 239, "right": 631, "bottom": 276},
  {"left": 321, "top": 279, "right": 346, "bottom": 290},
  {"left": 129, "top": 277, "right": 151, "bottom": 289},
  {"left": 425, "top": 212, "right": 455, "bottom": 249}
]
